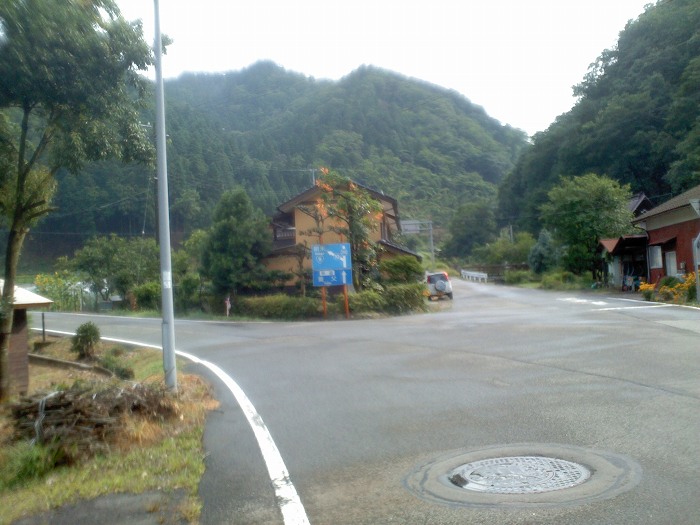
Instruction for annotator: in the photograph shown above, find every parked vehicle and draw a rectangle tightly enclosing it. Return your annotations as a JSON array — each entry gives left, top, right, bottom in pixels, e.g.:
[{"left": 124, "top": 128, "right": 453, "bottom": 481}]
[{"left": 425, "top": 271, "right": 453, "bottom": 300}]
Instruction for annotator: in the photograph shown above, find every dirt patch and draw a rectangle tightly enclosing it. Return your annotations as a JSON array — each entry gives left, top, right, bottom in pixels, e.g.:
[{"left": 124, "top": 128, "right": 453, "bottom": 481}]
[{"left": 11, "top": 489, "right": 191, "bottom": 525}]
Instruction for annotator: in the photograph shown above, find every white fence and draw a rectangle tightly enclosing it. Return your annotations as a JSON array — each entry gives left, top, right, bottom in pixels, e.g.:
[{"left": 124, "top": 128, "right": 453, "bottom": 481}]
[{"left": 460, "top": 270, "right": 488, "bottom": 283}]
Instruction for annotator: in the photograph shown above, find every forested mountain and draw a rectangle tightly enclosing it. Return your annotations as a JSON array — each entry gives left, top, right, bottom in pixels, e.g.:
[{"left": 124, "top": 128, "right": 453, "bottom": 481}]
[
  {"left": 499, "top": 0, "right": 700, "bottom": 233},
  {"left": 31, "top": 62, "right": 526, "bottom": 260}
]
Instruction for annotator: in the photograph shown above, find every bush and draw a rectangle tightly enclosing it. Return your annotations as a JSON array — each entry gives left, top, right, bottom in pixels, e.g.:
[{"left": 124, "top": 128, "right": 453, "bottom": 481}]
[
  {"left": 380, "top": 256, "right": 423, "bottom": 283},
  {"left": 132, "top": 281, "right": 161, "bottom": 311},
  {"left": 237, "top": 294, "right": 322, "bottom": 320},
  {"left": 504, "top": 270, "right": 534, "bottom": 285},
  {"left": 347, "top": 290, "right": 387, "bottom": 313},
  {"left": 687, "top": 280, "right": 697, "bottom": 302},
  {"left": 639, "top": 281, "right": 656, "bottom": 301},
  {"left": 383, "top": 283, "right": 427, "bottom": 314},
  {"left": 540, "top": 270, "right": 588, "bottom": 290},
  {"left": 71, "top": 322, "right": 100, "bottom": 359},
  {"left": 659, "top": 276, "right": 682, "bottom": 288}
]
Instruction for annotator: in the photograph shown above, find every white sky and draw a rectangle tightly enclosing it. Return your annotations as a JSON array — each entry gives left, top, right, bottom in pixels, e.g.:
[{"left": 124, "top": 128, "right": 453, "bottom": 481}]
[{"left": 116, "top": 0, "right": 652, "bottom": 136}]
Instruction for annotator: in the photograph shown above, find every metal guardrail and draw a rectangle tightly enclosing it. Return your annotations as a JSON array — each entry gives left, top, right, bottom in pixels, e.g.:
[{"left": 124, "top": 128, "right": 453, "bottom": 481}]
[{"left": 461, "top": 270, "right": 488, "bottom": 282}]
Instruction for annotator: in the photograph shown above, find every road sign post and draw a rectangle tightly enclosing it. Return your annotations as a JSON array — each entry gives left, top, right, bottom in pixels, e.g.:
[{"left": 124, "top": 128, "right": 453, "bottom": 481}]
[{"left": 311, "top": 243, "right": 352, "bottom": 319}]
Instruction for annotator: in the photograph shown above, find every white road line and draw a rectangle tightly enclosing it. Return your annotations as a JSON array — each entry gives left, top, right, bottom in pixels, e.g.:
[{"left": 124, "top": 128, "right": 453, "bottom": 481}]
[
  {"left": 32, "top": 329, "right": 311, "bottom": 525},
  {"left": 178, "top": 351, "right": 310, "bottom": 525},
  {"left": 595, "top": 304, "right": 674, "bottom": 311}
]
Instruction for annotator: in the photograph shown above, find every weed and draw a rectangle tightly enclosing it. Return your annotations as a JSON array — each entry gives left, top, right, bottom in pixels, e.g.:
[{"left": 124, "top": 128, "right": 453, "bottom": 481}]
[{"left": 0, "top": 442, "right": 64, "bottom": 490}]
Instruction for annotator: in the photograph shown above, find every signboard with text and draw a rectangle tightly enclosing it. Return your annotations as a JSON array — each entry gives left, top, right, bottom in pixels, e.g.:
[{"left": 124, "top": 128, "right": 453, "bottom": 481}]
[{"left": 311, "top": 243, "right": 352, "bottom": 287}]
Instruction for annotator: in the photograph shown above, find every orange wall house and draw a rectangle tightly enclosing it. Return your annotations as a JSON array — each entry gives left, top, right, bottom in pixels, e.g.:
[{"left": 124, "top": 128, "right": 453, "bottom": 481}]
[{"left": 263, "top": 183, "right": 419, "bottom": 287}]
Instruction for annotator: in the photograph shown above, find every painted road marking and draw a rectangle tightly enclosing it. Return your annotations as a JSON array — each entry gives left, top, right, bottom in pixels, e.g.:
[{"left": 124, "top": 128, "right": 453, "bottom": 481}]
[
  {"left": 32, "top": 329, "right": 311, "bottom": 525},
  {"left": 557, "top": 297, "right": 690, "bottom": 311}
]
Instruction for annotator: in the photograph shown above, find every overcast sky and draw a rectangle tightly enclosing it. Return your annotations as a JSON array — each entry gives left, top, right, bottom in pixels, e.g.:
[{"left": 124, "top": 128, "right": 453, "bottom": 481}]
[{"left": 116, "top": 1, "right": 652, "bottom": 136}]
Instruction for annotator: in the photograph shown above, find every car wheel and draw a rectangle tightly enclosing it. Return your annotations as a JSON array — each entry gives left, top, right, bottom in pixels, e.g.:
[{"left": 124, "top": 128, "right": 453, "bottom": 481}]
[
  {"left": 447, "top": 292, "right": 453, "bottom": 299},
  {"left": 435, "top": 280, "right": 446, "bottom": 292}
]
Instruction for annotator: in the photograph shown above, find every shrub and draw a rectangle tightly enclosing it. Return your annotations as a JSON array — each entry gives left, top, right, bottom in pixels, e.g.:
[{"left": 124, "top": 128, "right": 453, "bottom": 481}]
[
  {"left": 383, "top": 283, "right": 426, "bottom": 314},
  {"left": 71, "top": 322, "right": 101, "bottom": 359},
  {"left": 504, "top": 270, "right": 534, "bottom": 285},
  {"left": 687, "top": 276, "right": 697, "bottom": 302},
  {"left": 347, "top": 290, "right": 387, "bottom": 313},
  {"left": 639, "top": 281, "right": 656, "bottom": 301},
  {"left": 659, "top": 276, "right": 681, "bottom": 288},
  {"left": 132, "top": 281, "right": 161, "bottom": 311},
  {"left": 380, "top": 256, "right": 423, "bottom": 283},
  {"left": 237, "top": 294, "right": 322, "bottom": 320},
  {"left": 539, "top": 270, "right": 588, "bottom": 290}
]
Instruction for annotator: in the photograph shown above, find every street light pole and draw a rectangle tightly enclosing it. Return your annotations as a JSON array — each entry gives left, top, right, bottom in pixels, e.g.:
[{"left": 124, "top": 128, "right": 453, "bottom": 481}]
[{"left": 154, "top": 0, "right": 177, "bottom": 391}]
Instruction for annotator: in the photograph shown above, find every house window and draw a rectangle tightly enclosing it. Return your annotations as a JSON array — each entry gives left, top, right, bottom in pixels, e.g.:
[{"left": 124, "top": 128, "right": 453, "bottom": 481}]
[{"left": 649, "top": 246, "right": 662, "bottom": 269}]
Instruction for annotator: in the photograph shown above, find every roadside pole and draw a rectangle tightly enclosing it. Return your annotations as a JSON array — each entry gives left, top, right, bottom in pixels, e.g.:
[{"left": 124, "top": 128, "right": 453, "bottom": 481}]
[
  {"left": 154, "top": 0, "right": 177, "bottom": 391},
  {"left": 694, "top": 232, "right": 700, "bottom": 303}
]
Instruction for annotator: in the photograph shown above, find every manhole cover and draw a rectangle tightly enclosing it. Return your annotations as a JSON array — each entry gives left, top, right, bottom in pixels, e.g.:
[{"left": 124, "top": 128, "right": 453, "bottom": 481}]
[
  {"left": 404, "top": 444, "right": 642, "bottom": 509},
  {"left": 449, "top": 456, "right": 591, "bottom": 494}
]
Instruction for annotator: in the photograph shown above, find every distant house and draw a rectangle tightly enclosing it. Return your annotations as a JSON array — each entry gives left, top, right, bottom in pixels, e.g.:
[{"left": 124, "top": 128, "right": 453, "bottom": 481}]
[
  {"left": 631, "top": 185, "right": 700, "bottom": 283},
  {"left": 263, "top": 183, "right": 419, "bottom": 289},
  {"left": 598, "top": 193, "right": 654, "bottom": 289},
  {"left": 0, "top": 281, "right": 53, "bottom": 395}
]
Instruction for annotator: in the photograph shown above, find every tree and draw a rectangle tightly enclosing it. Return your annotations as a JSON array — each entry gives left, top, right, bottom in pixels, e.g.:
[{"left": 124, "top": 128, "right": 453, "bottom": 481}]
[
  {"left": 471, "top": 231, "right": 535, "bottom": 265},
  {"left": 202, "top": 188, "right": 272, "bottom": 297},
  {"left": 314, "top": 170, "right": 383, "bottom": 290},
  {"left": 0, "top": 0, "right": 155, "bottom": 401},
  {"left": 540, "top": 174, "right": 632, "bottom": 276},
  {"left": 528, "top": 229, "right": 559, "bottom": 274},
  {"left": 443, "top": 199, "right": 498, "bottom": 259},
  {"left": 62, "top": 235, "right": 160, "bottom": 307},
  {"left": 172, "top": 229, "right": 209, "bottom": 311}
]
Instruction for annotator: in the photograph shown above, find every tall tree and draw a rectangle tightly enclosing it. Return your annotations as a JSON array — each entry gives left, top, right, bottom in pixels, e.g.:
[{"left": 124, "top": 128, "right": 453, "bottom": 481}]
[
  {"left": 202, "top": 188, "right": 272, "bottom": 297},
  {"left": 540, "top": 174, "right": 632, "bottom": 276},
  {"left": 0, "top": 0, "right": 154, "bottom": 401},
  {"left": 443, "top": 199, "right": 498, "bottom": 259}
]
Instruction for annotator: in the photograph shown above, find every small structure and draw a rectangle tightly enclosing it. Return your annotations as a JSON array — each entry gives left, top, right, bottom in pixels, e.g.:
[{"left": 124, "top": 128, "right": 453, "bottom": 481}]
[
  {"left": 631, "top": 185, "right": 700, "bottom": 283},
  {"left": 598, "top": 235, "right": 648, "bottom": 290},
  {"left": 597, "top": 192, "right": 656, "bottom": 289},
  {"left": 1, "top": 280, "right": 53, "bottom": 395}
]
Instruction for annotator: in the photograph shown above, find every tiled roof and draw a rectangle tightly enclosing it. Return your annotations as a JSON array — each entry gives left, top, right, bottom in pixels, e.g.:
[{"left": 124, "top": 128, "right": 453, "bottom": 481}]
[{"left": 632, "top": 185, "right": 700, "bottom": 223}]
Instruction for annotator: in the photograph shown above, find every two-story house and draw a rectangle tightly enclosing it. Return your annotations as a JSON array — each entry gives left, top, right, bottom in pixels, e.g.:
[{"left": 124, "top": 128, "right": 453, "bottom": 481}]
[{"left": 263, "top": 183, "right": 419, "bottom": 288}]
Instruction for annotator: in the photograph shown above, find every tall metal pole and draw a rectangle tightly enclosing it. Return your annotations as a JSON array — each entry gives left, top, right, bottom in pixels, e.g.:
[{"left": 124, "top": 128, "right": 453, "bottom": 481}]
[
  {"left": 694, "top": 232, "right": 700, "bottom": 304},
  {"left": 154, "top": 0, "right": 177, "bottom": 391}
]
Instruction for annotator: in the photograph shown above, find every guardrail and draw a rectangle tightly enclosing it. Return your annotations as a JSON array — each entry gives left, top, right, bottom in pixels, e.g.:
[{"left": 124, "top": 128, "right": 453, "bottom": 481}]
[{"left": 461, "top": 270, "right": 488, "bottom": 283}]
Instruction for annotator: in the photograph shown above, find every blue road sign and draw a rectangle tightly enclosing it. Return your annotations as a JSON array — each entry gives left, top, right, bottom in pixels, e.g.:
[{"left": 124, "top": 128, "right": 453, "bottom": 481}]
[
  {"left": 311, "top": 243, "right": 351, "bottom": 271},
  {"left": 313, "top": 269, "right": 353, "bottom": 287}
]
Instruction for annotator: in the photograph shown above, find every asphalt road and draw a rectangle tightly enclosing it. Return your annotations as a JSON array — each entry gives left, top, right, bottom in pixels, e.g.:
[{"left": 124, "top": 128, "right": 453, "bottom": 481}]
[{"left": 33, "top": 281, "right": 700, "bottom": 525}]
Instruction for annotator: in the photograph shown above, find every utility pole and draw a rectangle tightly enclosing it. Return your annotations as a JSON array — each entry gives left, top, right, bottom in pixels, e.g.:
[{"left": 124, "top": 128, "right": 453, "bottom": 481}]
[{"left": 154, "top": 0, "right": 177, "bottom": 391}]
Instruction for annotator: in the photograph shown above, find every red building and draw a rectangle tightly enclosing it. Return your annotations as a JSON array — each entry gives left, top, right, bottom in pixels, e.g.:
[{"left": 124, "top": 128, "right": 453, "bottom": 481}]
[{"left": 632, "top": 185, "right": 700, "bottom": 284}]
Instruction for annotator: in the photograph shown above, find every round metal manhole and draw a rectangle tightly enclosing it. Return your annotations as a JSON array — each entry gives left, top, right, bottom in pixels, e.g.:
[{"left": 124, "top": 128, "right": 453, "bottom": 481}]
[
  {"left": 448, "top": 456, "right": 591, "bottom": 494},
  {"left": 405, "top": 444, "right": 642, "bottom": 509}
]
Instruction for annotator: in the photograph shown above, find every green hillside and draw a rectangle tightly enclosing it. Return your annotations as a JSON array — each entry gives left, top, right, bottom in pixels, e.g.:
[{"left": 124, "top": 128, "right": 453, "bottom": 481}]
[
  {"left": 499, "top": 0, "right": 700, "bottom": 233},
  {"left": 29, "top": 62, "right": 527, "bottom": 260}
]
